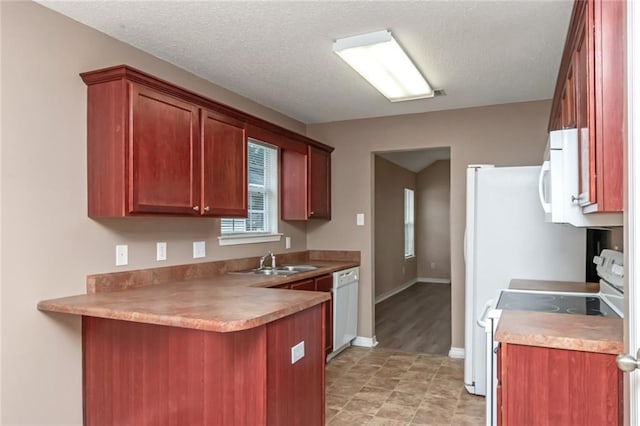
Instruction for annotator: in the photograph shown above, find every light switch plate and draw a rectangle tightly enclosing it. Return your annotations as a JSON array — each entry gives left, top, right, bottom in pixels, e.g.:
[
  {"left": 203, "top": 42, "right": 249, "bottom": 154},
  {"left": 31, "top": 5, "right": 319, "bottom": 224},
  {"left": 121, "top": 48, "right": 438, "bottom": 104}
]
[
  {"left": 291, "top": 341, "right": 305, "bottom": 364},
  {"left": 115, "top": 245, "right": 128, "bottom": 266},
  {"left": 356, "top": 213, "right": 365, "bottom": 226},
  {"left": 285, "top": 236, "right": 291, "bottom": 249},
  {"left": 193, "top": 241, "right": 206, "bottom": 258},
  {"left": 156, "top": 242, "right": 167, "bottom": 261}
]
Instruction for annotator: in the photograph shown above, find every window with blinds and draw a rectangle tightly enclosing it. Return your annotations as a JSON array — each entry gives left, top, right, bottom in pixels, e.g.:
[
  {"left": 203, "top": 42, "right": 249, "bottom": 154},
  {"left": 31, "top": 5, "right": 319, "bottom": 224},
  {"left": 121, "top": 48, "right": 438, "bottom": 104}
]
[
  {"left": 220, "top": 140, "right": 278, "bottom": 236},
  {"left": 404, "top": 188, "right": 415, "bottom": 258}
]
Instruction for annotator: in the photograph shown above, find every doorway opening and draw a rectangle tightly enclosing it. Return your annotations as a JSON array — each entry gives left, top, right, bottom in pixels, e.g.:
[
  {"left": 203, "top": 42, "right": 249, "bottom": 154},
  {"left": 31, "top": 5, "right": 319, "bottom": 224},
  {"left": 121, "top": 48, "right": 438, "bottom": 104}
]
[{"left": 373, "top": 147, "right": 452, "bottom": 355}]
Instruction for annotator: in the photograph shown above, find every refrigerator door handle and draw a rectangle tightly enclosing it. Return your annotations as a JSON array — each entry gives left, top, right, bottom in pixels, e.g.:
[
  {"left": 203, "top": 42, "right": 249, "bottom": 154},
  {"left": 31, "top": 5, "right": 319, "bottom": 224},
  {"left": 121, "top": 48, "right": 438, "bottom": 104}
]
[
  {"left": 477, "top": 300, "right": 493, "bottom": 328},
  {"left": 463, "top": 229, "right": 467, "bottom": 263},
  {"left": 538, "top": 160, "right": 551, "bottom": 214}
]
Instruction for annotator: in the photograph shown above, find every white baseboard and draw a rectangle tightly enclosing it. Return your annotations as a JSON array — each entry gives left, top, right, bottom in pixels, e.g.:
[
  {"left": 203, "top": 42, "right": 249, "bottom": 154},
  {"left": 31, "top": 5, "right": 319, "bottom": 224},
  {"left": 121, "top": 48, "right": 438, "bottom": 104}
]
[
  {"left": 375, "top": 279, "right": 417, "bottom": 304},
  {"left": 448, "top": 347, "right": 465, "bottom": 359},
  {"left": 417, "top": 277, "right": 451, "bottom": 284},
  {"left": 352, "top": 336, "right": 379, "bottom": 348}
]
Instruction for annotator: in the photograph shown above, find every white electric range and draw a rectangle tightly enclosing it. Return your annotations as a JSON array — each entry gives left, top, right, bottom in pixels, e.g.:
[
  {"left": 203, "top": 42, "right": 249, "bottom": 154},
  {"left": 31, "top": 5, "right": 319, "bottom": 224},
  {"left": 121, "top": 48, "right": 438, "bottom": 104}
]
[{"left": 482, "top": 249, "right": 624, "bottom": 426}]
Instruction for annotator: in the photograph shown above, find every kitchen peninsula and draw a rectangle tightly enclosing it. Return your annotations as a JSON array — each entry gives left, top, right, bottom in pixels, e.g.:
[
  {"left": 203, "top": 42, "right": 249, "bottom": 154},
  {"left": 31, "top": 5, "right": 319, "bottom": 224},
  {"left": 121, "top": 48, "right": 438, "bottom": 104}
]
[{"left": 38, "top": 250, "right": 358, "bottom": 426}]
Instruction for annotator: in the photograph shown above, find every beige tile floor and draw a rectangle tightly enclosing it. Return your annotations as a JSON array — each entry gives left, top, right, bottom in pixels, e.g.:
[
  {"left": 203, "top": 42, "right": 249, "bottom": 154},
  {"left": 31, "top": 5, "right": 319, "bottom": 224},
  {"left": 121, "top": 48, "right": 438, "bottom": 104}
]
[{"left": 325, "top": 346, "right": 485, "bottom": 425}]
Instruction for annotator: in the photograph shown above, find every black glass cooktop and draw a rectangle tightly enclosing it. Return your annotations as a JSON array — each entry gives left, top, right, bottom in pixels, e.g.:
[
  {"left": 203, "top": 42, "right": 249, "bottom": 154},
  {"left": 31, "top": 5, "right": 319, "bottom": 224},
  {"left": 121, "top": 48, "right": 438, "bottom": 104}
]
[{"left": 496, "top": 291, "right": 620, "bottom": 317}]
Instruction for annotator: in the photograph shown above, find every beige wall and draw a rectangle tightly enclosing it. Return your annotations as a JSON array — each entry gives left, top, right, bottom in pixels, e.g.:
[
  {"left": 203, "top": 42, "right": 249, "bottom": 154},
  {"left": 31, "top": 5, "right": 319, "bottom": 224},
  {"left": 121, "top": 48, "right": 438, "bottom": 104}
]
[
  {"left": 306, "top": 100, "right": 550, "bottom": 348},
  {"left": 1, "top": 2, "right": 309, "bottom": 424},
  {"left": 373, "top": 156, "right": 417, "bottom": 299},
  {"left": 416, "top": 160, "right": 451, "bottom": 280}
]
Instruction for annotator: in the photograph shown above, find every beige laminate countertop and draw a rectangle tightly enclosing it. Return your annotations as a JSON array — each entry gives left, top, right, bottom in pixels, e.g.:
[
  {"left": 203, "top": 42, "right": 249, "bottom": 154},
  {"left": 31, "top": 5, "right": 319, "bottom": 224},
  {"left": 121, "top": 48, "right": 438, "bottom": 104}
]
[
  {"left": 495, "top": 279, "right": 623, "bottom": 354},
  {"left": 38, "top": 261, "right": 357, "bottom": 333}
]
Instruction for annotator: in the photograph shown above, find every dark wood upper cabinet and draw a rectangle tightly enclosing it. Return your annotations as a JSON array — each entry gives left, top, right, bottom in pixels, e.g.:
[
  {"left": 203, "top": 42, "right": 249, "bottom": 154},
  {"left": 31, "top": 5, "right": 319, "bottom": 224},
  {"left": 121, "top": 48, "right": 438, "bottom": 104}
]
[
  {"left": 81, "top": 65, "right": 334, "bottom": 219},
  {"left": 548, "top": 0, "right": 623, "bottom": 213},
  {"left": 281, "top": 145, "right": 332, "bottom": 221},
  {"left": 201, "top": 110, "right": 247, "bottom": 217},
  {"left": 308, "top": 146, "right": 331, "bottom": 219},
  {"left": 129, "top": 84, "right": 201, "bottom": 215}
]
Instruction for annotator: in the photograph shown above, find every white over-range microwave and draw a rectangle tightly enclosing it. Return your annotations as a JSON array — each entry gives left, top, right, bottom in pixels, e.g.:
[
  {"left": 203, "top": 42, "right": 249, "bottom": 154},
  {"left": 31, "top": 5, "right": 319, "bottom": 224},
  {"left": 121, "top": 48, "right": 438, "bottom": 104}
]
[{"left": 539, "top": 129, "right": 622, "bottom": 227}]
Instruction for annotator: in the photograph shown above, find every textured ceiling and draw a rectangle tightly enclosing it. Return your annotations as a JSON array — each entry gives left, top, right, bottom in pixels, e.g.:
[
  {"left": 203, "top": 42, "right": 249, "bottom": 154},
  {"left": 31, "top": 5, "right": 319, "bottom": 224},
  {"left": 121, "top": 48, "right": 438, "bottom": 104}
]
[{"left": 39, "top": 0, "right": 573, "bottom": 124}]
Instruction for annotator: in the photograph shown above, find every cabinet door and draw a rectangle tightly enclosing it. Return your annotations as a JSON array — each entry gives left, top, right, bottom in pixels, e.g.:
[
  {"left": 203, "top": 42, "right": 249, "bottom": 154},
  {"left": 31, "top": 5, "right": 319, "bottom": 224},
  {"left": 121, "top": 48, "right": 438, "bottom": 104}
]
[
  {"left": 280, "top": 149, "right": 308, "bottom": 221},
  {"left": 501, "top": 343, "right": 620, "bottom": 425},
  {"left": 560, "top": 65, "right": 576, "bottom": 129},
  {"left": 201, "top": 110, "right": 247, "bottom": 216},
  {"left": 308, "top": 146, "right": 331, "bottom": 219},
  {"left": 290, "top": 279, "right": 315, "bottom": 291},
  {"left": 129, "top": 84, "right": 200, "bottom": 214},
  {"left": 593, "top": 0, "right": 624, "bottom": 212},
  {"left": 574, "top": 19, "right": 596, "bottom": 207}
]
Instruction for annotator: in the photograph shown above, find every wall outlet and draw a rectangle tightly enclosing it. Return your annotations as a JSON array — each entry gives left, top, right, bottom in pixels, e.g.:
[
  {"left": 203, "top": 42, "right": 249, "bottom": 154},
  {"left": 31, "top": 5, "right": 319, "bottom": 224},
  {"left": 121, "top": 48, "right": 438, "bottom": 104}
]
[
  {"left": 356, "top": 213, "right": 365, "bottom": 226},
  {"left": 285, "top": 236, "right": 291, "bottom": 249},
  {"left": 291, "top": 341, "right": 305, "bottom": 364},
  {"left": 156, "top": 242, "right": 167, "bottom": 261},
  {"left": 115, "top": 245, "right": 128, "bottom": 266},
  {"left": 193, "top": 241, "right": 206, "bottom": 258}
]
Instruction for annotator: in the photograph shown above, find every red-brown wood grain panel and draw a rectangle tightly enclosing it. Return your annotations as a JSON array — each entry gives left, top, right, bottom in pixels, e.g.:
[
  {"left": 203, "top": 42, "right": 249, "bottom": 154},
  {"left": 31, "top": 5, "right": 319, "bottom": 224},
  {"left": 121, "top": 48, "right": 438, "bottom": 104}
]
[
  {"left": 500, "top": 343, "right": 620, "bottom": 426},
  {"left": 314, "top": 275, "right": 334, "bottom": 356},
  {"left": 290, "top": 279, "right": 315, "bottom": 291},
  {"left": 86, "top": 79, "right": 127, "bottom": 217},
  {"left": 594, "top": 0, "right": 624, "bottom": 212},
  {"left": 307, "top": 146, "right": 331, "bottom": 219},
  {"left": 267, "top": 305, "right": 324, "bottom": 426},
  {"left": 281, "top": 149, "right": 308, "bottom": 221},
  {"left": 128, "top": 84, "right": 200, "bottom": 215},
  {"left": 83, "top": 316, "right": 267, "bottom": 426},
  {"left": 201, "top": 109, "right": 247, "bottom": 217}
]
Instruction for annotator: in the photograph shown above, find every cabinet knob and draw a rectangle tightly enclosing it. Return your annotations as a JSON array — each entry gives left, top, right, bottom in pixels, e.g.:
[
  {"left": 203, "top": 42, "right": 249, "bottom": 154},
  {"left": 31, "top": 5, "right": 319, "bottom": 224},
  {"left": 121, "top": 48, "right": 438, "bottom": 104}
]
[
  {"left": 193, "top": 206, "right": 200, "bottom": 212},
  {"left": 204, "top": 206, "right": 211, "bottom": 212},
  {"left": 617, "top": 349, "right": 640, "bottom": 372},
  {"left": 310, "top": 211, "right": 315, "bottom": 216}
]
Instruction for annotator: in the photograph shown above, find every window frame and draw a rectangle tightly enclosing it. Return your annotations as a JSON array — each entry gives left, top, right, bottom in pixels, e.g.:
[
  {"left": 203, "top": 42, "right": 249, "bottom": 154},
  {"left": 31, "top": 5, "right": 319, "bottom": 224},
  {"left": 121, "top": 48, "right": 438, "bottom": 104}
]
[{"left": 404, "top": 188, "right": 415, "bottom": 259}]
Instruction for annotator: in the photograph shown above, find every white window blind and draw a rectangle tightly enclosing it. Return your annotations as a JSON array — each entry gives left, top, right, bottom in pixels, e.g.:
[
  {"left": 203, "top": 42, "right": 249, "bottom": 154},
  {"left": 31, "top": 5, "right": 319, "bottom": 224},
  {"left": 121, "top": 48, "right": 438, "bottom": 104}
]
[
  {"left": 404, "top": 188, "right": 415, "bottom": 258},
  {"left": 220, "top": 140, "right": 278, "bottom": 237}
]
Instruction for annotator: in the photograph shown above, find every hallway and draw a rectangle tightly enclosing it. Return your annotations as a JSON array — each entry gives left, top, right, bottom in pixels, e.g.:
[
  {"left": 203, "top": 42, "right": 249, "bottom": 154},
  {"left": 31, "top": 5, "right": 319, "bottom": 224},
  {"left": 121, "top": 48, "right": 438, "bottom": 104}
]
[{"left": 375, "top": 283, "right": 451, "bottom": 355}]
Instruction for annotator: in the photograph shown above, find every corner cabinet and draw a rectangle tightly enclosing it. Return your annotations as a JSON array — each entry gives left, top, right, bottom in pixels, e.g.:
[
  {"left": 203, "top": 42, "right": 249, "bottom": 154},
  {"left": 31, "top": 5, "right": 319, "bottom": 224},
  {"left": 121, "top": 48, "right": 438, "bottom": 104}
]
[
  {"left": 498, "top": 343, "right": 621, "bottom": 425},
  {"left": 549, "top": 0, "right": 624, "bottom": 213},
  {"left": 281, "top": 145, "right": 332, "bottom": 221},
  {"left": 82, "top": 67, "right": 247, "bottom": 218}
]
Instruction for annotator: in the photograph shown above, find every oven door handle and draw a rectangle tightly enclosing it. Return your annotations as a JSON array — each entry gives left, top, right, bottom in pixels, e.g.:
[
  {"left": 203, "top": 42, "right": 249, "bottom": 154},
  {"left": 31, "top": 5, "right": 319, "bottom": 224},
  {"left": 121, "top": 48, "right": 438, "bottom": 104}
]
[{"left": 477, "top": 300, "right": 493, "bottom": 328}]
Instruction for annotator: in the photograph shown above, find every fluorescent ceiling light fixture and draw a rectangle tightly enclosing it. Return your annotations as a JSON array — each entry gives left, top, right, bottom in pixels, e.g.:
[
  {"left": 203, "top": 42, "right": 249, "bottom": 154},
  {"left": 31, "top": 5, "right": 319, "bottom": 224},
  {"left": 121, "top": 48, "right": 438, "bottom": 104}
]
[{"left": 333, "top": 30, "right": 434, "bottom": 102}]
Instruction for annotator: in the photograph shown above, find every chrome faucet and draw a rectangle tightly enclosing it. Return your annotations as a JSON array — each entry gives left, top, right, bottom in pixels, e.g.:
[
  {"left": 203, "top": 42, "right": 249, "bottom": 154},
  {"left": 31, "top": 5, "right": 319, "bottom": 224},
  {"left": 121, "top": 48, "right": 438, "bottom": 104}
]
[{"left": 259, "top": 251, "right": 276, "bottom": 269}]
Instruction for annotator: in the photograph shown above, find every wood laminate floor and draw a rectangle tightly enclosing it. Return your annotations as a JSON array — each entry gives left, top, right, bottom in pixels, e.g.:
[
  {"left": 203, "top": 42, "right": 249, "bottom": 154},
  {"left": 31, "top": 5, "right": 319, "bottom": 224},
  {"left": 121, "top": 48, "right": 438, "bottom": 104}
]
[{"left": 375, "top": 283, "right": 451, "bottom": 355}]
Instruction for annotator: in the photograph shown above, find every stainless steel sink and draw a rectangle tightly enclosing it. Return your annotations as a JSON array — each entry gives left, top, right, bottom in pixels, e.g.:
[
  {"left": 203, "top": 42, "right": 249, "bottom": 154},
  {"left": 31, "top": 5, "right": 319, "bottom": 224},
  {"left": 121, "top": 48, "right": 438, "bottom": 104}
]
[
  {"left": 276, "top": 265, "right": 318, "bottom": 272},
  {"left": 229, "top": 265, "right": 318, "bottom": 276}
]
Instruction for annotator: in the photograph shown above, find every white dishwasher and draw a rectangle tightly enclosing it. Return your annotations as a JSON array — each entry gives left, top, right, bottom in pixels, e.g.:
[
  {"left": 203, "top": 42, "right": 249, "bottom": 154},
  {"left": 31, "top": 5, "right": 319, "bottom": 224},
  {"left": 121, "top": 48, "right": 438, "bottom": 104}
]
[{"left": 329, "top": 267, "right": 359, "bottom": 360}]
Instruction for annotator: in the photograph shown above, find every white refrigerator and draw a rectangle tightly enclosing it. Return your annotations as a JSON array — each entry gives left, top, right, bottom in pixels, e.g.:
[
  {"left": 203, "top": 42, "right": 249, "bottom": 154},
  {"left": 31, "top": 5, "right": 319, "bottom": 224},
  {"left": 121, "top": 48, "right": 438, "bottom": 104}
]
[{"left": 463, "top": 165, "right": 586, "bottom": 396}]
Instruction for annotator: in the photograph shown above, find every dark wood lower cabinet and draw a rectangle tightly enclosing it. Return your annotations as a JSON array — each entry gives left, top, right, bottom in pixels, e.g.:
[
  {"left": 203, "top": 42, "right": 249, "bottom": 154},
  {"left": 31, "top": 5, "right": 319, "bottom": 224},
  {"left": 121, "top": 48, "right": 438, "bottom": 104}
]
[
  {"left": 499, "top": 343, "right": 621, "bottom": 425},
  {"left": 83, "top": 304, "right": 324, "bottom": 426},
  {"left": 287, "top": 275, "right": 334, "bottom": 357}
]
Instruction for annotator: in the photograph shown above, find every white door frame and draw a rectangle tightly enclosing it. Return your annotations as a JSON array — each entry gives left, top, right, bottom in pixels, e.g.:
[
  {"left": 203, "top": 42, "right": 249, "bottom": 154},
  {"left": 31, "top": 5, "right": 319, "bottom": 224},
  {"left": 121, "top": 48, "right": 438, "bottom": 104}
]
[{"left": 626, "top": 1, "right": 639, "bottom": 424}]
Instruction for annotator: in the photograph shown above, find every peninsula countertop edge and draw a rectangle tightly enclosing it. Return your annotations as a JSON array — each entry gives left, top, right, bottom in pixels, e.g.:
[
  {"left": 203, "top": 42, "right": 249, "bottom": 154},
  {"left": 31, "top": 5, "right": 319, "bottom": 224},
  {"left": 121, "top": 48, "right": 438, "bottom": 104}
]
[{"left": 38, "top": 260, "right": 358, "bottom": 333}]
